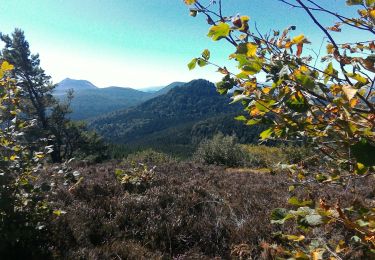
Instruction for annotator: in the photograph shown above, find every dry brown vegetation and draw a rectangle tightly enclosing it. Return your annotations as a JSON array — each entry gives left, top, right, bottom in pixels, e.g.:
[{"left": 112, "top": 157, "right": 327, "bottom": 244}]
[{"left": 42, "top": 155, "right": 373, "bottom": 259}]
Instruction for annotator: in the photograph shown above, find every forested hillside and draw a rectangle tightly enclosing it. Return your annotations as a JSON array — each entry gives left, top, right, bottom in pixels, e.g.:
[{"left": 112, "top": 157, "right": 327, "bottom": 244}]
[
  {"left": 89, "top": 79, "right": 263, "bottom": 156},
  {"left": 54, "top": 79, "right": 185, "bottom": 120}
]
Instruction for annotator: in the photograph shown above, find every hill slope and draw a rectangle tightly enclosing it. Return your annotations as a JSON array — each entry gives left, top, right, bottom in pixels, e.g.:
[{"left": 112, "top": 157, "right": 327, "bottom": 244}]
[
  {"left": 89, "top": 79, "right": 262, "bottom": 156},
  {"left": 54, "top": 79, "right": 184, "bottom": 120}
]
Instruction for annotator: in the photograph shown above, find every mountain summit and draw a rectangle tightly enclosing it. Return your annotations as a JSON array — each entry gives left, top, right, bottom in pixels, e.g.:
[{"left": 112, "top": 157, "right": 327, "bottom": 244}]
[{"left": 55, "top": 78, "right": 98, "bottom": 92}]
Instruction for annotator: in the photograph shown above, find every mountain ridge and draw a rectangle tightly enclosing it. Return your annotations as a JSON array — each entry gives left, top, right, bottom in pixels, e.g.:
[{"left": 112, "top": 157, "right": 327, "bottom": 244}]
[
  {"left": 54, "top": 78, "right": 185, "bottom": 120},
  {"left": 89, "top": 79, "right": 262, "bottom": 156}
]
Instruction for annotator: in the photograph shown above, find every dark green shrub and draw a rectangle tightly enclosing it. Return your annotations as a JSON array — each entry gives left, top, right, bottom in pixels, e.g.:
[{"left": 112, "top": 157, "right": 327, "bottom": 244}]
[{"left": 193, "top": 133, "right": 245, "bottom": 167}]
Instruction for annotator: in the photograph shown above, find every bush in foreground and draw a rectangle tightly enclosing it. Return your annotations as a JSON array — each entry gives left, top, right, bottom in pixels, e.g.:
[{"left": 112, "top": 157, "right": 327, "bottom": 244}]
[{"left": 193, "top": 133, "right": 245, "bottom": 167}]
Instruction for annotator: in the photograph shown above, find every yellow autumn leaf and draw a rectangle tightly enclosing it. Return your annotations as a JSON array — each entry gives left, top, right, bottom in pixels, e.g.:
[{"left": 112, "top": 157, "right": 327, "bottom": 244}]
[
  {"left": 311, "top": 248, "right": 325, "bottom": 260},
  {"left": 285, "top": 41, "right": 292, "bottom": 48},
  {"left": 300, "top": 65, "right": 309, "bottom": 72},
  {"left": 1, "top": 61, "right": 14, "bottom": 72},
  {"left": 246, "top": 43, "right": 257, "bottom": 57},
  {"left": 184, "top": 0, "right": 196, "bottom": 5},
  {"left": 292, "top": 34, "right": 305, "bottom": 44},
  {"left": 10, "top": 155, "right": 17, "bottom": 161},
  {"left": 349, "top": 98, "right": 359, "bottom": 108},
  {"left": 262, "top": 87, "right": 271, "bottom": 94},
  {"left": 370, "top": 9, "right": 375, "bottom": 19}
]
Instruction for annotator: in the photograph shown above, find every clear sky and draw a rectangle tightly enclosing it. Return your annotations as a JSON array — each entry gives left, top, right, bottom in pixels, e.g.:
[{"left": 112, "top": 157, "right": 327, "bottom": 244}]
[{"left": 0, "top": 0, "right": 368, "bottom": 89}]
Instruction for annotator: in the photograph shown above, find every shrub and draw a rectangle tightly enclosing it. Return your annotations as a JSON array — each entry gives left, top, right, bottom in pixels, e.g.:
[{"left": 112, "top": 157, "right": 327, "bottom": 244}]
[
  {"left": 242, "top": 144, "right": 314, "bottom": 168},
  {"left": 124, "top": 149, "right": 175, "bottom": 165},
  {"left": 0, "top": 61, "right": 52, "bottom": 258},
  {"left": 193, "top": 133, "right": 245, "bottom": 167}
]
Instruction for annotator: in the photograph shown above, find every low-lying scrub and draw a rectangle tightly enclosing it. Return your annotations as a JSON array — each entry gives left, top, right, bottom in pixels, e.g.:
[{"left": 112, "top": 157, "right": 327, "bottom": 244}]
[{"left": 43, "top": 157, "right": 373, "bottom": 259}]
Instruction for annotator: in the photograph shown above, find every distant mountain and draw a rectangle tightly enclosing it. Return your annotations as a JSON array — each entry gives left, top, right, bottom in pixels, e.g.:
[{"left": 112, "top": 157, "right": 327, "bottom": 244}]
[
  {"left": 89, "top": 79, "right": 262, "bottom": 156},
  {"left": 152, "top": 81, "right": 185, "bottom": 96},
  {"left": 55, "top": 78, "right": 97, "bottom": 93},
  {"left": 53, "top": 79, "right": 183, "bottom": 120}
]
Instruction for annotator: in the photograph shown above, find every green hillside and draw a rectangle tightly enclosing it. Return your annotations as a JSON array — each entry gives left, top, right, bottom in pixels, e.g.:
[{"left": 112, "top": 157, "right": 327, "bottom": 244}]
[
  {"left": 54, "top": 79, "right": 185, "bottom": 120},
  {"left": 89, "top": 79, "right": 262, "bottom": 156}
]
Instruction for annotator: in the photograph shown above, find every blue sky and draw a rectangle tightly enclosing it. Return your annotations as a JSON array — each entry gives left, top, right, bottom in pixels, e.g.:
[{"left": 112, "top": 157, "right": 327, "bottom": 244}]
[{"left": 0, "top": 0, "right": 368, "bottom": 88}]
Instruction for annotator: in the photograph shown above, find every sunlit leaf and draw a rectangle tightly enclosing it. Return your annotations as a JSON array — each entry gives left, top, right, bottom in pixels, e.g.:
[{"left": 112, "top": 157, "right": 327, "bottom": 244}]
[
  {"left": 342, "top": 85, "right": 358, "bottom": 100},
  {"left": 288, "top": 197, "right": 313, "bottom": 207},
  {"left": 284, "top": 234, "right": 305, "bottom": 242},
  {"left": 188, "top": 58, "right": 197, "bottom": 70},
  {"left": 207, "top": 22, "right": 230, "bottom": 41},
  {"left": 234, "top": 115, "right": 247, "bottom": 121},
  {"left": 286, "top": 91, "right": 309, "bottom": 113},
  {"left": 201, "top": 49, "right": 210, "bottom": 60},
  {"left": 1, "top": 61, "right": 14, "bottom": 71},
  {"left": 197, "top": 58, "right": 208, "bottom": 67},
  {"left": 184, "top": 0, "right": 196, "bottom": 5},
  {"left": 260, "top": 128, "right": 273, "bottom": 140},
  {"left": 292, "top": 34, "right": 305, "bottom": 44}
]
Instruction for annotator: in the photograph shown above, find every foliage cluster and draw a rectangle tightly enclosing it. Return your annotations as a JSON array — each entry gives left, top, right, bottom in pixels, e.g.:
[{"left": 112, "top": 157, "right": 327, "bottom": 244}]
[
  {"left": 0, "top": 61, "right": 51, "bottom": 258},
  {"left": 185, "top": 0, "right": 375, "bottom": 257}
]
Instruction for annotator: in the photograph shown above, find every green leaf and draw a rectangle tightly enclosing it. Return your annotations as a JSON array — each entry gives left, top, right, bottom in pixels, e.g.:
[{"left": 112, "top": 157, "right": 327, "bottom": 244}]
[
  {"left": 115, "top": 169, "right": 124, "bottom": 177},
  {"left": 288, "top": 197, "right": 313, "bottom": 207},
  {"left": 236, "top": 43, "right": 257, "bottom": 57},
  {"left": 295, "top": 73, "right": 315, "bottom": 89},
  {"left": 282, "top": 234, "right": 305, "bottom": 242},
  {"left": 246, "top": 118, "right": 261, "bottom": 125},
  {"left": 323, "top": 62, "right": 338, "bottom": 84},
  {"left": 271, "top": 208, "right": 287, "bottom": 221},
  {"left": 216, "top": 75, "right": 236, "bottom": 95},
  {"left": 271, "top": 208, "right": 294, "bottom": 224},
  {"left": 234, "top": 115, "right": 247, "bottom": 121},
  {"left": 346, "top": 0, "right": 363, "bottom": 5},
  {"left": 286, "top": 92, "right": 309, "bottom": 112},
  {"left": 188, "top": 58, "right": 197, "bottom": 70},
  {"left": 201, "top": 49, "right": 210, "bottom": 60},
  {"left": 255, "top": 100, "right": 276, "bottom": 112},
  {"left": 197, "top": 58, "right": 208, "bottom": 67},
  {"left": 346, "top": 73, "right": 368, "bottom": 86},
  {"left": 53, "top": 209, "right": 66, "bottom": 216},
  {"left": 315, "top": 174, "right": 328, "bottom": 182},
  {"left": 207, "top": 22, "right": 230, "bottom": 41},
  {"left": 241, "top": 56, "right": 263, "bottom": 75},
  {"left": 260, "top": 128, "right": 273, "bottom": 140}
]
